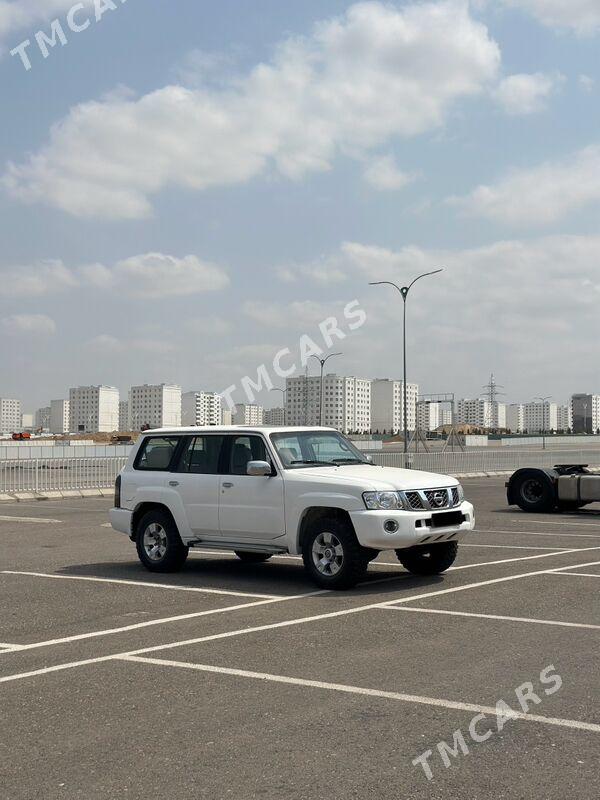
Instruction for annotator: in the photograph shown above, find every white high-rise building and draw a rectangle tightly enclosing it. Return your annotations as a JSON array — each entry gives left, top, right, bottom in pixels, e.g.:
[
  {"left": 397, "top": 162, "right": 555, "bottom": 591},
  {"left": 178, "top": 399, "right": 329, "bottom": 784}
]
[
  {"left": 571, "top": 394, "right": 600, "bottom": 434},
  {"left": 370, "top": 380, "right": 418, "bottom": 435},
  {"left": 506, "top": 404, "right": 525, "bottom": 433},
  {"left": 35, "top": 406, "right": 51, "bottom": 431},
  {"left": 182, "top": 392, "right": 223, "bottom": 427},
  {"left": 264, "top": 407, "right": 285, "bottom": 427},
  {"left": 286, "top": 375, "right": 371, "bottom": 434},
  {"left": 50, "top": 399, "right": 70, "bottom": 434},
  {"left": 557, "top": 404, "right": 571, "bottom": 432},
  {"left": 129, "top": 384, "right": 181, "bottom": 430},
  {"left": 233, "top": 404, "right": 264, "bottom": 426},
  {"left": 458, "top": 399, "right": 506, "bottom": 429},
  {"left": 416, "top": 401, "right": 451, "bottom": 433},
  {"left": 523, "top": 402, "right": 558, "bottom": 434},
  {"left": 0, "top": 398, "right": 23, "bottom": 435},
  {"left": 21, "top": 413, "right": 34, "bottom": 431},
  {"left": 119, "top": 401, "right": 129, "bottom": 431},
  {"left": 69, "top": 386, "right": 119, "bottom": 433}
]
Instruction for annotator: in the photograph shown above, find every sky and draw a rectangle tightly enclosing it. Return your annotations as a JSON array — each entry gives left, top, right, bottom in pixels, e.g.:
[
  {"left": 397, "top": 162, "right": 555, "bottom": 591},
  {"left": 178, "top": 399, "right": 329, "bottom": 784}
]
[{"left": 0, "top": 0, "right": 599, "bottom": 412}]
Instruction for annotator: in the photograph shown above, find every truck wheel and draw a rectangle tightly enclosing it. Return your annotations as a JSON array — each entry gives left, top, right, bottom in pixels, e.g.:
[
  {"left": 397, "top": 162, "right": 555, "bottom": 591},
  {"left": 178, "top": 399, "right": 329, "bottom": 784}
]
[
  {"left": 235, "top": 552, "right": 272, "bottom": 563},
  {"left": 513, "top": 472, "right": 557, "bottom": 513},
  {"left": 136, "top": 510, "right": 189, "bottom": 573},
  {"left": 302, "top": 517, "right": 369, "bottom": 590},
  {"left": 396, "top": 542, "right": 458, "bottom": 575}
]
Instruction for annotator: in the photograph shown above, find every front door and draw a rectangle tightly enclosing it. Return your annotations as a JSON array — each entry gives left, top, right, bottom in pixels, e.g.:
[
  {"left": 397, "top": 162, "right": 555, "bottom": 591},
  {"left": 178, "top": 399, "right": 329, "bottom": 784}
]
[
  {"left": 169, "top": 435, "right": 225, "bottom": 537},
  {"left": 218, "top": 434, "right": 285, "bottom": 541}
]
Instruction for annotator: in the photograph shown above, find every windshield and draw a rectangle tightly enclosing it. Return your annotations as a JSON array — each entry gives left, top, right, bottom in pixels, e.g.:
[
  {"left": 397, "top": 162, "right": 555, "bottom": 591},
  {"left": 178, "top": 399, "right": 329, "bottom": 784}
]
[{"left": 270, "top": 431, "right": 370, "bottom": 468}]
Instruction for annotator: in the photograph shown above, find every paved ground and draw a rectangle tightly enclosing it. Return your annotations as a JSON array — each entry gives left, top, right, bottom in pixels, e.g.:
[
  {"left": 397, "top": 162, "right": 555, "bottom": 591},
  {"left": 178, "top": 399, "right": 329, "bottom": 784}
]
[{"left": 1, "top": 479, "right": 599, "bottom": 799}]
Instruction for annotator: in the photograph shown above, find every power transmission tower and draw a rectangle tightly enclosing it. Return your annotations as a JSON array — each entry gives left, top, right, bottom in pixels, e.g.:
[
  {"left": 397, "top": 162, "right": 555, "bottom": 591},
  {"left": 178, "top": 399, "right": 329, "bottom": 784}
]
[{"left": 482, "top": 374, "right": 506, "bottom": 431}]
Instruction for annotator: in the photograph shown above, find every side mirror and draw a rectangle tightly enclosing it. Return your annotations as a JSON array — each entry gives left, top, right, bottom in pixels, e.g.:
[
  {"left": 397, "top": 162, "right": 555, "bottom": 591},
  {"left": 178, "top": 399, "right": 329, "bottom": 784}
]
[
  {"left": 366, "top": 454, "right": 374, "bottom": 463},
  {"left": 247, "top": 460, "right": 272, "bottom": 477}
]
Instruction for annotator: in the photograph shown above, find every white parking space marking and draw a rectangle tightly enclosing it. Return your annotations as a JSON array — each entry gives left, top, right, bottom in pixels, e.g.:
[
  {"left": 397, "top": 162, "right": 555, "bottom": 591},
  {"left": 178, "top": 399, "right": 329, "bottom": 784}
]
[
  {"left": 118, "top": 656, "right": 600, "bottom": 735},
  {"left": 475, "top": 529, "right": 600, "bottom": 540},
  {"left": 0, "top": 643, "right": 24, "bottom": 651},
  {"left": 0, "top": 515, "right": 61, "bottom": 524},
  {"left": 512, "top": 519, "right": 600, "bottom": 529},
  {"left": 461, "top": 543, "right": 571, "bottom": 551},
  {"left": 448, "top": 549, "right": 586, "bottom": 570},
  {"left": 0, "top": 589, "right": 328, "bottom": 656},
  {"left": 382, "top": 606, "right": 600, "bottom": 631},
  {"left": 545, "top": 572, "right": 600, "bottom": 579},
  {"left": 1, "top": 571, "right": 281, "bottom": 600},
  {"left": 2, "top": 557, "right": 599, "bottom": 685}
]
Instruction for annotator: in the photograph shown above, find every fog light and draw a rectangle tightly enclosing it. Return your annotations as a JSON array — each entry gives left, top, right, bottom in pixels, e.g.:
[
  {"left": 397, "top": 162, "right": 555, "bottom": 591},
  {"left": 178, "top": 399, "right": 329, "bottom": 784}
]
[{"left": 384, "top": 519, "right": 399, "bottom": 534}]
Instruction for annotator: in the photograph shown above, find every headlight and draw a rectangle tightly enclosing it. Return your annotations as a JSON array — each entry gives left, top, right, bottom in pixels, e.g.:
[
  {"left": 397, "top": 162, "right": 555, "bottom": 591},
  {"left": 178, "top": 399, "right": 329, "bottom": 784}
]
[
  {"left": 363, "top": 491, "right": 404, "bottom": 510},
  {"left": 456, "top": 484, "right": 465, "bottom": 502}
]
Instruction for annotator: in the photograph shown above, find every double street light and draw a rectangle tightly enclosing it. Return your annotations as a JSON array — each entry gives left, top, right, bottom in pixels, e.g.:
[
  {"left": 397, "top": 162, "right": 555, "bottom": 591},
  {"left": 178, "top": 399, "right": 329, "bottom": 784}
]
[
  {"left": 310, "top": 352, "right": 342, "bottom": 427},
  {"left": 370, "top": 269, "right": 444, "bottom": 455},
  {"left": 270, "top": 387, "right": 288, "bottom": 425},
  {"left": 534, "top": 395, "right": 552, "bottom": 450}
]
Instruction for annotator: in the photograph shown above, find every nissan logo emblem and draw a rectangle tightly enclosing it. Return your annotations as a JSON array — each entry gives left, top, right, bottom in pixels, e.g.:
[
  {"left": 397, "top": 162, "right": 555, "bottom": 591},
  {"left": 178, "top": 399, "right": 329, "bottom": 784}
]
[{"left": 432, "top": 491, "right": 446, "bottom": 508}]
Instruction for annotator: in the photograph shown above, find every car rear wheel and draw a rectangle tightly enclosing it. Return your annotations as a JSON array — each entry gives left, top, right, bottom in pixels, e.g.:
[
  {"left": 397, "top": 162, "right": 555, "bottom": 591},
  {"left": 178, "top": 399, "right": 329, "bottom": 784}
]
[
  {"left": 396, "top": 541, "right": 458, "bottom": 575},
  {"left": 514, "top": 472, "right": 557, "bottom": 513},
  {"left": 136, "top": 510, "right": 189, "bottom": 573},
  {"left": 235, "top": 551, "right": 272, "bottom": 563},
  {"left": 302, "top": 517, "right": 369, "bottom": 590}
]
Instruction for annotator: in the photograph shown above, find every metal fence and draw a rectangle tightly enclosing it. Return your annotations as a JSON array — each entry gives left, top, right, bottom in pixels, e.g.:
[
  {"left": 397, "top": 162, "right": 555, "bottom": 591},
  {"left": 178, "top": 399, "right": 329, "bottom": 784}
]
[
  {"left": 370, "top": 448, "right": 600, "bottom": 475},
  {"left": 0, "top": 457, "right": 128, "bottom": 494}
]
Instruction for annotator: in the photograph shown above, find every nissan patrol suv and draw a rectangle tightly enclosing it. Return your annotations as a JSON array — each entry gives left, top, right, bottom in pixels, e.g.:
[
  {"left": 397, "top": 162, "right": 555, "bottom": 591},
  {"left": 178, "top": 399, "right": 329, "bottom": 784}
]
[{"left": 110, "top": 426, "right": 474, "bottom": 589}]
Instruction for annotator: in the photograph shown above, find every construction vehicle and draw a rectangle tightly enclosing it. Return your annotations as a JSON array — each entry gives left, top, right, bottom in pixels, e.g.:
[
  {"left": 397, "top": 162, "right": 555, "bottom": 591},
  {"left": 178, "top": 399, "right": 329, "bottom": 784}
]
[{"left": 507, "top": 465, "right": 600, "bottom": 513}]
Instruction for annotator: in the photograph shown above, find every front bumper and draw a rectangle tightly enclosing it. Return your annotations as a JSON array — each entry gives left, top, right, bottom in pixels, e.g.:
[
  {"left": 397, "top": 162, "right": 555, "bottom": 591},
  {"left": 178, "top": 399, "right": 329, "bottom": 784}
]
[
  {"left": 109, "top": 507, "right": 133, "bottom": 537},
  {"left": 350, "top": 501, "right": 475, "bottom": 550}
]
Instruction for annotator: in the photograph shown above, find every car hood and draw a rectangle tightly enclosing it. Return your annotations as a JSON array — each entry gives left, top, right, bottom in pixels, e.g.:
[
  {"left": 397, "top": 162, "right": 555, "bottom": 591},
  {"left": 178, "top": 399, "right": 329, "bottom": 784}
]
[{"left": 291, "top": 464, "right": 458, "bottom": 491}]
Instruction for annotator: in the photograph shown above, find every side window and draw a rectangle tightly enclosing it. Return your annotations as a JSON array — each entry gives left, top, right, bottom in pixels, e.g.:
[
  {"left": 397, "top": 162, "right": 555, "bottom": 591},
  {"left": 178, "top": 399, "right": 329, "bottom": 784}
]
[
  {"left": 228, "top": 435, "right": 269, "bottom": 475},
  {"left": 135, "top": 437, "right": 180, "bottom": 471},
  {"left": 179, "top": 436, "right": 224, "bottom": 475}
]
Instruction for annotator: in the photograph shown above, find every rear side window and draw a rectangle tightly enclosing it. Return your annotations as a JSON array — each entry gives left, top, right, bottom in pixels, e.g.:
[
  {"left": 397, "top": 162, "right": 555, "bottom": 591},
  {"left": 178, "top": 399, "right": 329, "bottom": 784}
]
[
  {"left": 134, "top": 437, "right": 180, "bottom": 471},
  {"left": 178, "top": 436, "right": 225, "bottom": 474}
]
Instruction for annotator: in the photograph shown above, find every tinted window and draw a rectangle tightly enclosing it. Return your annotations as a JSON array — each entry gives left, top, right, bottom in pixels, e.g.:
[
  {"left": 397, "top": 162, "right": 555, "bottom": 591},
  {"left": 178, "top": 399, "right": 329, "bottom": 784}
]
[
  {"left": 179, "top": 436, "right": 224, "bottom": 475},
  {"left": 228, "top": 435, "right": 269, "bottom": 475},
  {"left": 135, "top": 437, "right": 180, "bottom": 471},
  {"left": 270, "top": 431, "right": 367, "bottom": 468}
]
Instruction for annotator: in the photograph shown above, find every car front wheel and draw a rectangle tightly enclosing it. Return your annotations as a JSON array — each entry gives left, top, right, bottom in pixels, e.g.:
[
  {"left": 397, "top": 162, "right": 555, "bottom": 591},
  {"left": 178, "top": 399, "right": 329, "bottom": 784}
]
[
  {"left": 136, "top": 510, "right": 189, "bottom": 573},
  {"left": 302, "top": 518, "right": 369, "bottom": 590},
  {"left": 396, "top": 541, "right": 458, "bottom": 575}
]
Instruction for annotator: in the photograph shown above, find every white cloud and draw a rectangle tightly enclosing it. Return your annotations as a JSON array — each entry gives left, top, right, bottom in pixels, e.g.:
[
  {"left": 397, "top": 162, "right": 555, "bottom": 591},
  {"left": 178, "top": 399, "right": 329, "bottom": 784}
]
[
  {"left": 276, "top": 259, "right": 347, "bottom": 286},
  {"left": 0, "top": 0, "right": 89, "bottom": 40},
  {"left": 449, "top": 144, "right": 600, "bottom": 225},
  {"left": 86, "top": 334, "right": 174, "bottom": 355},
  {"left": 579, "top": 74, "right": 595, "bottom": 93},
  {"left": 0, "top": 252, "right": 229, "bottom": 298},
  {"left": 3, "top": 1, "right": 500, "bottom": 219},
  {"left": 363, "top": 154, "right": 416, "bottom": 190},
  {"left": 243, "top": 299, "right": 343, "bottom": 329},
  {"left": 2, "top": 313, "right": 56, "bottom": 335},
  {"left": 493, "top": 72, "right": 563, "bottom": 115},
  {"left": 501, "top": 0, "right": 600, "bottom": 35}
]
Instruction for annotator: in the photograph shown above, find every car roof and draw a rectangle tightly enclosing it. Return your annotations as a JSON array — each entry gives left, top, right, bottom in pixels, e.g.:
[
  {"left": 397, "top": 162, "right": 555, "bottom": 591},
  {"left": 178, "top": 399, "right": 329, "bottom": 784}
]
[{"left": 139, "top": 426, "right": 338, "bottom": 436}]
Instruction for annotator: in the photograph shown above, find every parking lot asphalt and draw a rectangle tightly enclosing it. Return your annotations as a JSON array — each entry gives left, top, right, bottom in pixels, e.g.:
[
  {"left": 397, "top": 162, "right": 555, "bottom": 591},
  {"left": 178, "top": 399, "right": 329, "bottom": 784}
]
[{"left": 1, "top": 478, "right": 600, "bottom": 799}]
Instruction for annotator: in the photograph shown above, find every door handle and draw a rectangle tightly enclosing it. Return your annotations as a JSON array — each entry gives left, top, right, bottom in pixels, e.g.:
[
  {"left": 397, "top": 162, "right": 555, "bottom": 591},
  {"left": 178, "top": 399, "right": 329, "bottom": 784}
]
[
  {"left": 169, "top": 481, "right": 180, "bottom": 487},
  {"left": 222, "top": 482, "right": 234, "bottom": 489}
]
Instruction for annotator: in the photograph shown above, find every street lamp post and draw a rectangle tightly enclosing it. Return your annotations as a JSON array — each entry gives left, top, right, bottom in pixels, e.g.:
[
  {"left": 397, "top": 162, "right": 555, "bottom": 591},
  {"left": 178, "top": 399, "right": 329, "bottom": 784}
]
[
  {"left": 270, "top": 387, "right": 288, "bottom": 425},
  {"left": 534, "top": 396, "right": 552, "bottom": 450},
  {"left": 310, "top": 353, "right": 342, "bottom": 427},
  {"left": 370, "top": 269, "right": 444, "bottom": 456}
]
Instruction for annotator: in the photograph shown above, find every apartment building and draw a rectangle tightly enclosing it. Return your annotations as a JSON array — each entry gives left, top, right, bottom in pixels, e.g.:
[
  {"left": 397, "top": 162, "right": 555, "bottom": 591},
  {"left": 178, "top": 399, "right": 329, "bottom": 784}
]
[
  {"left": 0, "top": 398, "right": 23, "bottom": 435},
  {"left": 182, "top": 392, "right": 223, "bottom": 427},
  {"left": 129, "top": 384, "right": 181, "bottom": 430},
  {"left": 523, "top": 402, "right": 558, "bottom": 433},
  {"left": 458, "top": 399, "right": 506, "bottom": 430},
  {"left": 557, "top": 404, "right": 571, "bottom": 432},
  {"left": 50, "top": 399, "right": 70, "bottom": 434},
  {"left": 286, "top": 375, "right": 371, "bottom": 434},
  {"left": 416, "top": 401, "right": 452, "bottom": 433},
  {"left": 571, "top": 394, "right": 600, "bottom": 434},
  {"left": 35, "top": 406, "right": 51, "bottom": 431},
  {"left": 232, "top": 404, "right": 264, "bottom": 426},
  {"left": 119, "top": 401, "right": 129, "bottom": 431},
  {"left": 370, "top": 380, "right": 418, "bottom": 435},
  {"left": 506, "top": 404, "right": 525, "bottom": 433},
  {"left": 69, "top": 386, "right": 119, "bottom": 433},
  {"left": 264, "top": 407, "right": 285, "bottom": 427}
]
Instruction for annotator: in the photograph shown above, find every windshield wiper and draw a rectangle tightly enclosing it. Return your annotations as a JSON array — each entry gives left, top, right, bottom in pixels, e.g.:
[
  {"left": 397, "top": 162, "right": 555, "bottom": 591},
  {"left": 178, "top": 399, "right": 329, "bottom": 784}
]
[
  {"left": 332, "top": 458, "right": 370, "bottom": 464},
  {"left": 290, "top": 459, "right": 337, "bottom": 466}
]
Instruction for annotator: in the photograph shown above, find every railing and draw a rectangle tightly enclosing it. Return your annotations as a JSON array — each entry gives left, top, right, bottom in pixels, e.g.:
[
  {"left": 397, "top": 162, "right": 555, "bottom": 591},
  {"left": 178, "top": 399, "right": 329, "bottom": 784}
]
[
  {"left": 0, "top": 457, "right": 128, "bottom": 494},
  {"left": 369, "top": 449, "right": 600, "bottom": 475}
]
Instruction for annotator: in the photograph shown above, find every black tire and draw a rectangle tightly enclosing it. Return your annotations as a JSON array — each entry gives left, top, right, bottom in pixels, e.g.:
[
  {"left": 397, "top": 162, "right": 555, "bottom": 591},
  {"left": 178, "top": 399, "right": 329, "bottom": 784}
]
[
  {"left": 135, "top": 509, "right": 189, "bottom": 573},
  {"left": 396, "top": 541, "right": 459, "bottom": 576},
  {"left": 302, "top": 516, "right": 369, "bottom": 590},
  {"left": 235, "top": 551, "right": 272, "bottom": 563},
  {"left": 513, "top": 472, "right": 557, "bottom": 513}
]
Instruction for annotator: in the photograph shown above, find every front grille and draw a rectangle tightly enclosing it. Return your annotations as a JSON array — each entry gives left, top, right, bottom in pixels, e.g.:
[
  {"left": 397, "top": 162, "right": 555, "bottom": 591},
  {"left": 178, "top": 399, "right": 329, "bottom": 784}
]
[
  {"left": 424, "top": 489, "right": 450, "bottom": 509},
  {"left": 451, "top": 487, "right": 460, "bottom": 506},
  {"left": 405, "top": 491, "right": 425, "bottom": 510}
]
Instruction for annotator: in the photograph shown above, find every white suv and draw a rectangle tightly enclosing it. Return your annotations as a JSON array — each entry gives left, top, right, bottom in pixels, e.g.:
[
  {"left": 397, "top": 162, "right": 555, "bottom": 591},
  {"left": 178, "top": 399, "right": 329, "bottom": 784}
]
[{"left": 110, "top": 426, "right": 475, "bottom": 589}]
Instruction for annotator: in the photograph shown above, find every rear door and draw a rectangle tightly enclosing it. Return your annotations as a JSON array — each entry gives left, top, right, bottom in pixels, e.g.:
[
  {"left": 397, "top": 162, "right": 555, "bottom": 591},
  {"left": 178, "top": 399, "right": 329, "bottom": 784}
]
[
  {"left": 169, "top": 435, "right": 225, "bottom": 537},
  {"left": 218, "top": 434, "right": 285, "bottom": 541}
]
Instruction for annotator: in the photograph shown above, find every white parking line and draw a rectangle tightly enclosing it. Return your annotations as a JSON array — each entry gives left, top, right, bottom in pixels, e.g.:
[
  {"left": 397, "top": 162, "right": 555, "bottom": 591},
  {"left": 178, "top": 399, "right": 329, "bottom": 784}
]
[
  {"left": 1, "top": 571, "right": 280, "bottom": 600},
  {"left": 0, "top": 515, "right": 61, "bottom": 524},
  {"left": 475, "top": 529, "right": 600, "bottom": 540},
  {"left": 448, "top": 549, "right": 586, "bottom": 571},
  {"left": 512, "top": 519, "right": 600, "bottom": 529},
  {"left": 460, "top": 543, "right": 570, "bottom": 551},
  {"left": 2, "top": 556, "right": 599, "bottom": 685},
  {"left": 545, "top": 572, "right": 600, "bottom": 579},
  {"left": 381, "top": 606, "right": 600, "bottom": 631},
  {"left": 118, "top": 656, "right": 600, "bottom": 735}
]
